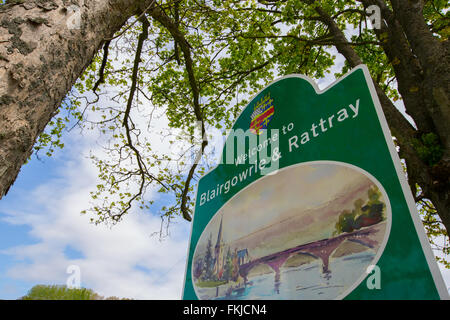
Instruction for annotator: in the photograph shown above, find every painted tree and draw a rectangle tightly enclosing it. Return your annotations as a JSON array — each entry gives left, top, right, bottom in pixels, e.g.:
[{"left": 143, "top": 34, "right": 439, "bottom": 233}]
[
  {"left": 223, "top": 247, "right": 233, "bottom": 282},
  {"left": 203, "top": 234, "right": 214, "bottom": 281},
  {"left": 0, "top": 1, "right": 448, "bottom": 261},
  {"left": 334, "top": 186, "right": 386, "bottom": 234}
]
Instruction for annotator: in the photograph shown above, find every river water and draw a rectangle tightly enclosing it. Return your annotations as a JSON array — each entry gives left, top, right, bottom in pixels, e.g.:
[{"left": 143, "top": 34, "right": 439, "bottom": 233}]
[{"left": 215, "top": 251, "right": 375, "bottom": 300}]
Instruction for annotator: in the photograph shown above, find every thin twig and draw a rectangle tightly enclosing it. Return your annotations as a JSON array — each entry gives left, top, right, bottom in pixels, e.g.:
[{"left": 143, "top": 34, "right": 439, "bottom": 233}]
[{"left": 104, "top": 0, "right": 156, "bottom": 41}]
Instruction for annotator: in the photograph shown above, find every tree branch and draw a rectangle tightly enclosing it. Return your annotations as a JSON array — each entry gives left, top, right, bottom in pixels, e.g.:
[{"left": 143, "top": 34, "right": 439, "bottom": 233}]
[
  {"left": 123, "top": 16, "right": 150, "bottom": 128},
  {"left": 93, "top": 40, "right": 111, "bottom": 94},
  {"left": 109, "top": 15, "right": 161, "bottom": 222},
  {"left": 357, "top": 0, "right": 434, "bottom": 134},
  {"left": 104, "top": 0, "right": 156, "bottom": 41},
  {"left": 389, "top": 0, "right": 450, "bottom": 154},
  {"left": 150, "top": 6, "right": 208, "bottom": 222},
  {"left": 312, "top": 3, "right": 435, "bottom": 205}
]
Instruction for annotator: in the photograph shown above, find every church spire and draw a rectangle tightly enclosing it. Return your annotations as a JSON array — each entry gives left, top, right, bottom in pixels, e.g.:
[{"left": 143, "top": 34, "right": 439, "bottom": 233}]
[{"left": 215, "top": 216, "right": 223, "bottom": 248}]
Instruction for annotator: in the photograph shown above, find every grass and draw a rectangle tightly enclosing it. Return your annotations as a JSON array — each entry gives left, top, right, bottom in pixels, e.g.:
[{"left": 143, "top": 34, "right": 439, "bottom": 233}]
[{"left": 195, "top": 280, "right": 228, "bottom": 288}]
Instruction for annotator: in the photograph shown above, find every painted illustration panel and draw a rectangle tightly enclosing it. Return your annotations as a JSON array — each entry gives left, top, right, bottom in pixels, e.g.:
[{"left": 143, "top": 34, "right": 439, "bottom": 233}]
[{"left": 192, "top": 161, "right": 391, "bottom": 300}]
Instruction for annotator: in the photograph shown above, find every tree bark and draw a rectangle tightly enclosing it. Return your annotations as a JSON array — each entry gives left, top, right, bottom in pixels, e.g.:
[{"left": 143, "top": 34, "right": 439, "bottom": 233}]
[
  {"left": 390, "top": 0, "right": 450, "bottom": 152},
  {"left": 0, "top": 0, "right": 150, "bottom": 198},
  {"left": 388, "top": 0, "right": 449, "bottom": 232},
  {"left": 314, "top": 3, "right": 450, "bottom": 234}
]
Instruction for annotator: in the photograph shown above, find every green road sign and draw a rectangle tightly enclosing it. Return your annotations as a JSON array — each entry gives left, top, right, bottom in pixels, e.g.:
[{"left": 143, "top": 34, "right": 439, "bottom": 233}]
[{"left": 182, "top": 65, "right": 449, "bottom": 300}]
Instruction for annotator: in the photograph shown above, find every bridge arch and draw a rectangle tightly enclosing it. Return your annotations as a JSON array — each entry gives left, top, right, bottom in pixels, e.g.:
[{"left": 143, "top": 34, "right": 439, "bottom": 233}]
[
  {"left": 246, "top": 263, "right": 274, "bottom": 278},
  {"left": 280, "top": 252, "right": 320, "bottom": 270},
  {"left": 330, "top": 238, "right": 375, "bottom": 260}
]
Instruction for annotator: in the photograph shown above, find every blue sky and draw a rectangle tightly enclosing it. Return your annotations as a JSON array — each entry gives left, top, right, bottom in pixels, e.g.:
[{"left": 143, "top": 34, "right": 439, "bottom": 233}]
[{"left": 0, "top": 128, "right": 192, "bottom": 299}]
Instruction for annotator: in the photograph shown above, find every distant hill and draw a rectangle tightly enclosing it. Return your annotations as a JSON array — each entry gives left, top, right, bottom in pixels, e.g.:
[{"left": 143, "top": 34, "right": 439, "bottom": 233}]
[{"left": 228, "top": 178, "right": 374, "bottom": 259}]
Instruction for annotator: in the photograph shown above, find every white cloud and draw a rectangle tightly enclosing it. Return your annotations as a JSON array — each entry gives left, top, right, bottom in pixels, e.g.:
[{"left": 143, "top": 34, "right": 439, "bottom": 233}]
[{"left": 0, "top": 132, "right": 191, "bottom": 300}]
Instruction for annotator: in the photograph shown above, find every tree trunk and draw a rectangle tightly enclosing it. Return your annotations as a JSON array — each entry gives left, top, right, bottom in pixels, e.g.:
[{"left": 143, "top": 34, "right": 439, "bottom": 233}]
[
  {"left": 390, "top": 0, "right": 450, "bottom": 151},
  {"left": 389, "top": 0, "right": 450, "bottom": 233},
  {"left": 0, "top": 0, "right": 149, "bottom": 198}
]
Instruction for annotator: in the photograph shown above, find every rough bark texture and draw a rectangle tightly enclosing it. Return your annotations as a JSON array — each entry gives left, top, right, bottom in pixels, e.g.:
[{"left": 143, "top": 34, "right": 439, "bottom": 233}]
[
  {"left": 389, "top": 0, "right": 450, "bottom": 232},
  {"left": 390, "top": 0, "right": 450, "bottom": 150},
  {"left": 0, "top": 0, "right": 149, "bottom": 198}
]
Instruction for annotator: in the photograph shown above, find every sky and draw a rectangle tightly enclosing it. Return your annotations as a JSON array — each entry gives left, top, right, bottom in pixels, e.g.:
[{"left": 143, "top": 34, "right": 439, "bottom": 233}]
[{"left": 0, "top": 123, "right": 192, "bottom": 300}]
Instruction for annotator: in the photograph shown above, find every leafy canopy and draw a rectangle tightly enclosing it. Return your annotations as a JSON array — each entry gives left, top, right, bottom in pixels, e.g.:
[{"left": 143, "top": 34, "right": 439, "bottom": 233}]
[{"left": 28, "top": 0, "right": 448, "bottom": 261}]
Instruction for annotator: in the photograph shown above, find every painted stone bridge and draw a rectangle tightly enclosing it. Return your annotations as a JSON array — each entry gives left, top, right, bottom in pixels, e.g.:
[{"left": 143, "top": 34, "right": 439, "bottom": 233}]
[{"left": 238, "top": 225, "right": 381, "bottom": 281}]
